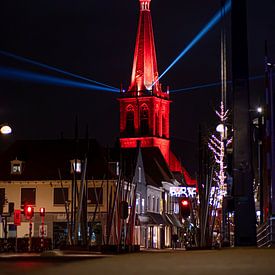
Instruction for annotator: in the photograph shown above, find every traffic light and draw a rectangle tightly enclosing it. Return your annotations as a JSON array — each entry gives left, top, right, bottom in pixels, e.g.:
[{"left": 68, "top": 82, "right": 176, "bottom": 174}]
[
  {"left": 24, "top": 205, "right": 34, "bottom": 220},
  {"left": 8, "top": 202, "right": 14, "bottom": 214},
  {"left": 120, "top": 201, "right": 128, "bottom": 219},
  {"left": 39, "top": 207, "right": 45, "bottom": 217},
  {"left": 180, "top": 198, "right": 191, "bottom": 219},
  {"left": 0, "top": 192, "right": 4, "bottom": 215}
]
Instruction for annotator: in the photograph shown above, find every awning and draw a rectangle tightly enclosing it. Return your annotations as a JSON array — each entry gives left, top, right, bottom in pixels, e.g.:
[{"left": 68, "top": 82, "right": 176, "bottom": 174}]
[
  {"left": 147, "top": 212, "right": 169, "bottom": 225},
  {"left": 136, "top": 212, "right": 169, "bottom": 225},
  {"left": 165, "top": 213, "right": 182, "bottom": 228}
]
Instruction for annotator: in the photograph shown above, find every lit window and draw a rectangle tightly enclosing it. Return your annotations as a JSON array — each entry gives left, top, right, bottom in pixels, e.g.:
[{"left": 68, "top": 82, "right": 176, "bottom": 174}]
[
  {"left": 136, "top": 193, "right": 140, "bottom": 214},
  {"left": 138, "top": 166, "right": 141, "bottom": 183},
  {"left": 10, "top": 159, "right": 23, "bottom": 175},
  {"left": 109, "top": 162, "right": 119, "bottom": 176},
  {"left": 70, "top": 159, "right": 81, "bottom": 174},
  {"left": 141, "top": 198, "right": 145, "bottom": 214}
]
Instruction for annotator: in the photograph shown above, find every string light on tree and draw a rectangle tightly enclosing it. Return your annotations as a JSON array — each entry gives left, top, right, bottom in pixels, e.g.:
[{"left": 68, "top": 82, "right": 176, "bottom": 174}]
[{"left": 208, "top": 101, "right": 232, "bottom": 205}]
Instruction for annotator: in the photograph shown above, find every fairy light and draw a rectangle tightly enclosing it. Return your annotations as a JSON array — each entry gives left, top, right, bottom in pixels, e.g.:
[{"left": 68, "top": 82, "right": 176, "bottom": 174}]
[{"left": 208, "top": 101, "right": 232, "bottom": 207}]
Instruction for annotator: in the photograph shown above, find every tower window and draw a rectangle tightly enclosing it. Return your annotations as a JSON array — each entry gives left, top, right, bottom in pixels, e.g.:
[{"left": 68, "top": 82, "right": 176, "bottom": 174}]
[
  {"left": 126, "top": 105, "right": 135, "bottom": 136},
  {"left": 140, "top": 104, "right": 149, "bottom": 135},
  {"left": 162, "top": 115, "right": 166, "bottom": 138}
]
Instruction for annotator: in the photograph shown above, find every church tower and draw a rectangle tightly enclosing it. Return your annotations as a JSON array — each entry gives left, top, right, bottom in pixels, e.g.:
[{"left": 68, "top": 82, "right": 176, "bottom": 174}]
[{"left": 119, "top": 0, "right": 171, "bottom": 164}]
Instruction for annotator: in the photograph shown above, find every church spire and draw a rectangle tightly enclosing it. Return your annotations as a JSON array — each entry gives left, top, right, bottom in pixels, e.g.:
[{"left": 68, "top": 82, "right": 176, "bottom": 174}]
[{"left": 128, "top": 0, "right": 162, "bottom": 94}]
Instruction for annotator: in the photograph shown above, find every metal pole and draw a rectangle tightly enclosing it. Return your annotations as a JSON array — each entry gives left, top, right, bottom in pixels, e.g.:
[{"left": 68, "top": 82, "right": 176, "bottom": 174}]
[
  {"left": 231, "top": 0, "right": 257, "bottom": 246},
  {"left": 28, "top": 220, "right": 32, "bottom": 252},
  {"left": 41, "top": 215, "right": 44, "bottom": 251}
]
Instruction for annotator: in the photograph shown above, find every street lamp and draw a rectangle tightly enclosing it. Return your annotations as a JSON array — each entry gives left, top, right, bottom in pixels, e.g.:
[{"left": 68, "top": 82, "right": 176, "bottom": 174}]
[{"left": 0, "top": 124, "right": 12, "bottom": 135}]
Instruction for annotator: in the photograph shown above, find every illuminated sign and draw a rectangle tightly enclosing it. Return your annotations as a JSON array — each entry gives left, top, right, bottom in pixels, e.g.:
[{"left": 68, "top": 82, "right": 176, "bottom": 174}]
[{"left": 169, "top": 187, "right": 197, "bottom": 198}]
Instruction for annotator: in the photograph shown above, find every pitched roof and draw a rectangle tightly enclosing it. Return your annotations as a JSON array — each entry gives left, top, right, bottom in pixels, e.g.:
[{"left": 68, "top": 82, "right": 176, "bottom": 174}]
[
  {"left": 116, "top": 147, "right": 175, "bottom": 188},
  {"left": 0, "top": 139, "right": 115, "bottom": 181}
]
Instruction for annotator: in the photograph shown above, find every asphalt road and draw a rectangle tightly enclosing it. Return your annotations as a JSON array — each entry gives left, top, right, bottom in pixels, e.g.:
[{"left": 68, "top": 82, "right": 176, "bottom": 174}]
[{"left": 0, "top": 248, "right": 274, "bottom": 275}]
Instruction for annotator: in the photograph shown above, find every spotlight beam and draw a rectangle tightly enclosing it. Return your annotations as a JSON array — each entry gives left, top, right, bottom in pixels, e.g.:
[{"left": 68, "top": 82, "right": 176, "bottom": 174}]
[
  {"left": 0, "top": 66, "right": 119, "bottom": 93},
  {"left": 0, "top": 50, "right": 119, "bottom": 91},
  {"left": 170, "top": 74, "right": 265, "bottom": 94},
  {"left": 153, "top": 0, "right": 232, "bottom": 86}
]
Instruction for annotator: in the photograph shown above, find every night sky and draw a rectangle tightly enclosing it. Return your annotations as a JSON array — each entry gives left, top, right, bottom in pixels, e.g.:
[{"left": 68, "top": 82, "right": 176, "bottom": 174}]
[{"left": 0, "top": 0, "right": 274, "bottom": 174}]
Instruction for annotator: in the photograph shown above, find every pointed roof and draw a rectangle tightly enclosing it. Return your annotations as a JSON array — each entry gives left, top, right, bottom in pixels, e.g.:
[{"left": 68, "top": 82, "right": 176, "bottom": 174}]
[{"left": 128, "top": 0, "right": 162, "bottom": 94}]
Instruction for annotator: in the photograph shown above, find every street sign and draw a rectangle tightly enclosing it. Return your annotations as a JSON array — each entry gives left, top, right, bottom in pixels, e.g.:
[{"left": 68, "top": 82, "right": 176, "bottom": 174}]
[
  {"left": 14, "top": 210, "right": 21, "bottom": 226},
  {"left": 39, "top": 225, "right": 47, "bottom": 237}
]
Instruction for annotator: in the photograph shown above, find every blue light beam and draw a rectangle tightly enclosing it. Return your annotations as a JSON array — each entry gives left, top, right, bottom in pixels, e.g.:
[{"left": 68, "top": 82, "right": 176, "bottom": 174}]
[
  {"left": 170, "top": 74, "right": 265, "bottom": 94},
  {"left": 0, "top": 50, "right": 119, "bottom": 91},
  {"left": 0, "top": 66, "right": 119, "bottom": 93},
  {"left": 154, "top": 0, "right": 232, "bottom": 86}
]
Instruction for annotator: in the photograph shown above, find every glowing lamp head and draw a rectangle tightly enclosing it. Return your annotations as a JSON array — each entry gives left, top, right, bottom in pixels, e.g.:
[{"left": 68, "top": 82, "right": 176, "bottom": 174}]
[
  {"left": 27, "top": 206, "right": 32, "bottom": 213},
  {"left": 216, "top": 124, "right": 227, "bottom": 134},
  {"left": 0, "top": 125, "right": 12, "bottom": 135},
  {"left": 257, "top": 107, "right": 263, "bottom": 114}
]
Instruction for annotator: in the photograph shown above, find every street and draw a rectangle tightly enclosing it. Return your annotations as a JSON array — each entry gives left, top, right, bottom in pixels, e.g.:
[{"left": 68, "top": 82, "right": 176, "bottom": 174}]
[{"left": 0, "top": 248, "right": 274, "bottom": 275}]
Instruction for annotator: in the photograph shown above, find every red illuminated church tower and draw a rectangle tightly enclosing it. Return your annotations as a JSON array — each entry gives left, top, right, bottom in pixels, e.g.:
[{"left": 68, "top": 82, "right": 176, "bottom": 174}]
[{"left": 119, "top": 0, "right": 195, "bottom": 185}]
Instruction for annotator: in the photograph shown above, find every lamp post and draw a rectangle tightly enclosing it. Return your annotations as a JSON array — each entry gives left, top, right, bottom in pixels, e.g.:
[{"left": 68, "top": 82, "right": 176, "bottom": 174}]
[{"left": 0, "top": 124, "right": 12, "bottom": 250}]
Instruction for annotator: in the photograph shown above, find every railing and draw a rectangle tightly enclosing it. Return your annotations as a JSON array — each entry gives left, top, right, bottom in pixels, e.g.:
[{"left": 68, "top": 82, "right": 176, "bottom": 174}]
[{"left": 257, "top": 217, "right": 275, "bottom": 247}]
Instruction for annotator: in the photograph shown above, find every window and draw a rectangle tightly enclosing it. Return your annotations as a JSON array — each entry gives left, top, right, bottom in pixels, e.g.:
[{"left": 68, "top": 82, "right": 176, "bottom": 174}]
[
  {"left": 0, "top": 188, "right": 5, "bottom": 202},
  {"left": 88, "top": 187, "right": 103, "bottom": 205},
  {"left": 21, "top": 188, "right": 36, "bottom": 206},
  {"left": 109, "top": 162, "right": 119, "bottom": 176},
  {"left": 54, "top": 188, "right": 68, "bottom": 205},
  {"left": 141, "top": 198, "right": 145, "bottom": 214},
  {"left": 152, "top": 196, "right": 155, "bottom": 212},
  {"left": 147, "top": 195, "right": 150, "bottom": 211},
  {"left": 126, "top": 105, "right": 135, "bottom": 135},
  {"left": 70, "top": 159, "right": 81, "bottom": 174},
  {"left": 156, "top": 197, "right": 160, "bottom": 213},
  {"left": 162, "top": 115, "right": 166, "bottom": 138},
  {"left": 140, "top": 104, "right": 149, "bottom": 135},
  {"left": 155, "top": 113, "right": 159, "bottom": 136},
  {"left": 136, "top": 193, "right": 140, "bottom": 214},
  {"left": 10, "top": 159, "right": 23, "bottom": 175},
  {"left": 138, "top": 166, "right": 141, "bottom": 183}
]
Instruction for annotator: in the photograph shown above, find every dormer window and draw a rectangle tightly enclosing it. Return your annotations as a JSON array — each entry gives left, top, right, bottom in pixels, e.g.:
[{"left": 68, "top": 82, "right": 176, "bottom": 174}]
[
  {"left": 70, "top": 159, "right": 81, "bottom": 174},
  {"left": 11, "top": 159, "right": 23, "bottom": 175}
]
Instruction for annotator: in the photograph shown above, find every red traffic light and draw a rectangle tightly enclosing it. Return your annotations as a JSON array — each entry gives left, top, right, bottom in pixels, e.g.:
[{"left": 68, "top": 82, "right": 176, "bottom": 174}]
[
  {"left": 40, "top": 207, "right": 45, "bottom": 216},
  {"left": 181, "top": 199, "right": 189, "bottom": 207},
  {"left": 24, "top": 205, "right": 34, "bottom": 219},
  {"left": 180, "top": 198, "right": 190, "bottom": 219}
]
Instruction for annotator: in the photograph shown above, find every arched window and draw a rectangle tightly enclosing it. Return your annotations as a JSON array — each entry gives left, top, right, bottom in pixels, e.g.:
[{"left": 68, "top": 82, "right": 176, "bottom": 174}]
[
  {"left": 155, "top": 112, "right": 159, "bottom": 136},
  {"left": 140, "top": 104, "right": 149, "bottom": 135},
  {"left": 126, "top": 105, "right": 135, "bottom": 135},
  {"left": 162, "top": 115, "right": 166, "bottom": 138}
]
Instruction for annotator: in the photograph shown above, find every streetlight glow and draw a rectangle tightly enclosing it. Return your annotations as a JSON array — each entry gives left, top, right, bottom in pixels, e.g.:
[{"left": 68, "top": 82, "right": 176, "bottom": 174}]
[
  {"left": 256, "top": 107, "right": 263, "bottom": 114},
  {"left": 0, "top": 125, "right": 12, "bottom": 135}
]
